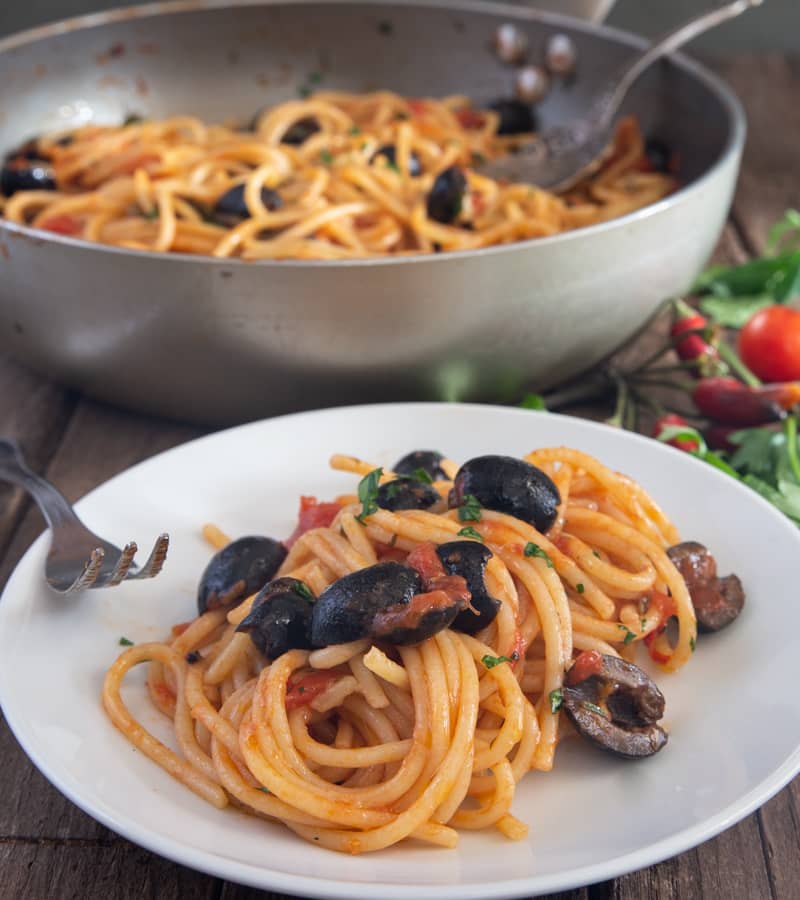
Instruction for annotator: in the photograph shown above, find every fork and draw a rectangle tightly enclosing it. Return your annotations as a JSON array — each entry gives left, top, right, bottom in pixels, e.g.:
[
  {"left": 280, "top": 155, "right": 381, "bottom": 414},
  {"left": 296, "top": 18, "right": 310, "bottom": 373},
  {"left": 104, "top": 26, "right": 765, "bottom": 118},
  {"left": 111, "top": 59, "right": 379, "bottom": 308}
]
[
  {"left": 0, "top": 438, "right": 168, "bottom": 593},
  {"left": 478, "top": 0, "right": 763, "bottom": 191}
]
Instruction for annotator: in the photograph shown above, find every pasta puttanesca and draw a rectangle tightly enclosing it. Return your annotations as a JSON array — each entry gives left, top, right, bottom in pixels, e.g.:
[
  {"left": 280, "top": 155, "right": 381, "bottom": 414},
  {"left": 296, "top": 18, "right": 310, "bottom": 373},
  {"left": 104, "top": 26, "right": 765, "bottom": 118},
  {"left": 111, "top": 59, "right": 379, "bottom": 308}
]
[
  {"left": 3, "top": 93, "right": 675, "bottom": 259},
  {"left": 102, "top": 447, "right": 697, "bottom": 854}
]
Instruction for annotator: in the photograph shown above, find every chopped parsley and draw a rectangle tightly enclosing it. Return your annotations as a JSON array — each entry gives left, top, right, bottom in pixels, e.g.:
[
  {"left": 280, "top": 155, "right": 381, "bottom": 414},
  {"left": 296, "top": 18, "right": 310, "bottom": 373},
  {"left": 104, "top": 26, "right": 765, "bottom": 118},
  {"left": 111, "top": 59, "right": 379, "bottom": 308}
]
[
  {"left": 576, "top": 583, "right": 585, "bottom": 594},
  {"left": 308, "top": 70, "right": 323, "bottom": 85},
  {"left": 349, "top": 125, "right": 361, "bottom": 136},
  {"left": 582, "top": 701, "right": 607, "bottom": 718},
  {"left": 549, "top": 688, "right": 563, "bottom": 714},
  {"left": 143, "top": 206, "right": 159, "bottom": 220},
  {"left": 481, "top": 653, "right": 511, "bottom": 669},
  {"left": 319, "top": 148, "right": 334, "bottom": 165},
  {"left": 618, "top": 625, "right": 636, "bottom": 646},
  {"left": 295, "top": 581, "right": 314, "bottom": 602},
  {"left": 385, "top": 480, "right": 402, "bottom": 499},
  {"left": 520, "top": 392, "right": 547, "bottom": 411},
  {"left": 410, "top": 467, "right": 433, "bottom": 484},
  {"left": 690, "top": 636, "right": 697, "bottom": 653},
  {"left": 118, "top": 636, "right": 134, "bottom": 646},
  {"left": 386, "top": 160, "right": 401, "bottom": 174},
  {"left": 592, "top": 550, "right": 601, "bottom": 559},
  {"left": 259, "top": 786, "right": 271, "bottom": 794},
  {"left": 457, "top": 526, "right": 483, "bottom": 541},
  {"left": 641, "top": 617, "right": 648, "bottom": 632},
  {"left": 470, "top": 151, "right": 487, "bottom": 167},
  {"left": 524, "top": 542, "right": 554, "bottom": 568},
  {"left": 457, "top": 493, "right": 482, "bottom": 522},
  {"left": 298, "top": 84, "right": 312, "bottom": 99},
  {"left": 356, "top": 468, "right": 383, "bottom": 523}
]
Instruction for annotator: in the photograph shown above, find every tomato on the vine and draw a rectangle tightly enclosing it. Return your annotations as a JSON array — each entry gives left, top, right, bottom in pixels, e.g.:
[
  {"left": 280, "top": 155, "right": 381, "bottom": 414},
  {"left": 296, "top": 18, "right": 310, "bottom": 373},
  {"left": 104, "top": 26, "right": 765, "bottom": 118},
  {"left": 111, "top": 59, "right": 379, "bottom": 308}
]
[{"left": 738, "top": 306, "right": 800, "bottom": 383}]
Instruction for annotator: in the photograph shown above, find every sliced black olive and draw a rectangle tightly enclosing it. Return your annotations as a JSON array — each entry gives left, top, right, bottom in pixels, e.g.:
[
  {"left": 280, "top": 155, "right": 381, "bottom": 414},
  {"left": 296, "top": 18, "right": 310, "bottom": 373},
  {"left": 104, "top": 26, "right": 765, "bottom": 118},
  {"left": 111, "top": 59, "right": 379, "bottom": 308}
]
[
  {"left": 644, "top": 138, "right": 672, "bottom": 173},
  {"left": 211, "top": 183, "right": 283, "bottom": 227},
  {"left": 372, "top": 144, "right": 422, "bottom": 177},
  {"left": 667, "top": 541, "right": 744, "bottom": 632},
  {"left": 236, "top": 577, "right": 314, "bottom": 660},
  {"left": 393, "top": 450, "right": 447, "bottom": 481},
  {"left": 450, "top": 455, "right": 560, "bottom": 533},
  {"left": 281, "top": 117, "right": 320, "bottom": 145},
  {"left": 1, "top": 159, "right": 56, "bottom": 197},
  {"left": 488, "top": 99, "right": 536, "bottom": 135},
  {"left": 197, "top": 535, "right": 287, "bottom": 614},
  {"left": 310, "top": 561, "right": 465, "bottom": 646},
  {"left": 426, "top": 166, "right": 467, "bottom": 224},
  {"left": 436, "top": 540, "right": 501, "bottom": 633},
  {"left": 377, "top": 477, "right": 439, "bottom": 511},
  {"left": 691, "top": 573, "right": 745, "bottom": 633},
  {"left": 561, "top": 653, "right": 668, "bottom": 759}
]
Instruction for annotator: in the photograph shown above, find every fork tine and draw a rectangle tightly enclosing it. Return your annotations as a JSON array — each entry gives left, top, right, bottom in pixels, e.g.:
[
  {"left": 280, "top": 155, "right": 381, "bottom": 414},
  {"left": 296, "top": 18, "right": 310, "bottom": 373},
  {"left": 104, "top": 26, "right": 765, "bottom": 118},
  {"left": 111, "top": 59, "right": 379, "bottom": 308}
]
[
  {"left": 63, "top": 547, "right": 105, "bottom": 594},
  {"left": 129, "top": 533, "right": 169, "bottom": 580},
  {"left": 106, "top": 541, "right": 138, "bottom": 586}
]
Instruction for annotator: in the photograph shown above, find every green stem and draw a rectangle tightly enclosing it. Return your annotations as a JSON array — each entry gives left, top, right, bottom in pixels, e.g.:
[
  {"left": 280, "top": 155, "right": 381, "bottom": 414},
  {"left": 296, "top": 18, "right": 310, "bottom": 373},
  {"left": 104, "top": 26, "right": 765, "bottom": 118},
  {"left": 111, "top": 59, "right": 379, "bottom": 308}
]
[
  {"left": 716, "top": 341, "right": 761, "bottom": 388},
  {"left": 633, "top": 376, "right": 697, "bottom": 394},
  {"left": 784, "top": 416, "right": 800, "bottom": 483},
  {"left": 607, "top": 377, "right": 629, "bottom": 428},
  {"left": 541, "top": 376, "right": 614, "bottom": 410}
]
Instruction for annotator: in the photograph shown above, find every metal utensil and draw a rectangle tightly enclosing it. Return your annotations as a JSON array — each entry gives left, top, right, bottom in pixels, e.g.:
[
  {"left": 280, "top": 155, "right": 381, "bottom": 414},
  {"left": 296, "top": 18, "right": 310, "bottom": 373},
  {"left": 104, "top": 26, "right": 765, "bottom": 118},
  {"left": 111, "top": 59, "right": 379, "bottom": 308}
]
[
  {"left": 480, "top": 0, "right": 762, "bottom": 191},
  {"left": 0, "top": 438, "right": 168, "bottom": 593}
]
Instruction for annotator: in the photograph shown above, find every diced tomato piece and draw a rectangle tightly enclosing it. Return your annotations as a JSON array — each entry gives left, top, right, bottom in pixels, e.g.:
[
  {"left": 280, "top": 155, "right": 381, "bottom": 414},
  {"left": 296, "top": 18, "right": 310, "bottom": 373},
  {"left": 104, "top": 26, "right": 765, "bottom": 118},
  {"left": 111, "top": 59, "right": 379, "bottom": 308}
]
[
  {"left": 375, "top": 542, "right": 408, "bottom": 563},
  {"left": 455, "top": 108, "right": 485, "bottom": 130},
  {"left": 406, "top": 541, "right": 446, "bottom": 583},
  {"left": 643, "top": 631, "right": 672, "bottom": 664},
  {"left": 285, "top": 670, "right": 340, "bottom": 710},
  {"left": 566, "top": 650, "right": 604, "bottom": 685},
  {"left": 285, "top": 496, "right": 342, "bottom": 548},
  {"left": 642, "top": 589, "right": 678, "bottom": 664},
  {"left": 40, "top": 214, "right": 82, "bottom": 236},
  {"left": 407, "top": 99, "right": 427, "bottom": 116}
]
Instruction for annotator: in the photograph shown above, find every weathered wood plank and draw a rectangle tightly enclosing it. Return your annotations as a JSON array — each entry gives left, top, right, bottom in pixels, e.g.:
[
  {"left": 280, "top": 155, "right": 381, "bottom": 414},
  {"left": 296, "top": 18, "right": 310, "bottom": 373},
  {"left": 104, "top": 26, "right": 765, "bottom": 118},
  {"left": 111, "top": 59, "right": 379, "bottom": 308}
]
[
  {"left": 757, "top": 780, "right": 800, "bottom": 900},
  {"left": 711, "top": 54, "right": 800, "bottom": 252},
  {"left": 0, "top": 841, "right": 219, "bottom": 900}
]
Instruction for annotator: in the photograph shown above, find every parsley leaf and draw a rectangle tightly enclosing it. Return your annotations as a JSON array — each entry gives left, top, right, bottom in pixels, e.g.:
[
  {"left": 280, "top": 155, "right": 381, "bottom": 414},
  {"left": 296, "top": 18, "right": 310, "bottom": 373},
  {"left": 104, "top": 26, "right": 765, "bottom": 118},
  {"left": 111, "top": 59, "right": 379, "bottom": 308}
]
[
  {"left": 308, "top": 71, "right": 323, "bottom": 85},
  {"left": 457, "top": 493, "right": 482, "bottom": 522},
  {"left": 549, "top": 688, "right": 563, "bottom": 714},
  {"left": 520, "top": 392, "right": 547, "bottom": 411},
  {"left": 582, "top": 701, "right": 607, "bottom": 718},
  {"left": 690, "top": 636, "right": 696, "bottom": 653},
  {"left": 295, "top": 581, "right": 314, "bottom": 602},
  {"left": 481, "top": 653, "right": 511, "bottom": 669},
  {"left": 319, "top": 149, "right": 334, "bottom": 165},
  {"left": 349, "top": 125, "right": 361, "bottom": 136},
  {"left": 618, "top": 625, "right": 636, "bottom": 645},
  {"left": 410, "top": 467, "right": 433, "bottom": 484},
  {"left": 576, "top": 583, "right": 585, "bottom": 594},
  {"left": 524, "top": 542, "right": 554, "bottom": 568},
  {"left": 457, "top": 526, "right": 483, "bottom": 541},
  {"left": 118, "top": 636, "right": 134, "bottom": 646},
  {"left": 356, "top": 467, "right": 383, "bottom": 523}
]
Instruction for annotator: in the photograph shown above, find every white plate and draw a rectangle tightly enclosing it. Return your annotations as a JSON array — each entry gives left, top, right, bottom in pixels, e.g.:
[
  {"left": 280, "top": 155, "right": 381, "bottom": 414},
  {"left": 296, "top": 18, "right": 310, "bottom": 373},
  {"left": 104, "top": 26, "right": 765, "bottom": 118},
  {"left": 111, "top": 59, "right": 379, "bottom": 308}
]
[{"left": 1, "top": 403, "right": 799, "bottom": 899}]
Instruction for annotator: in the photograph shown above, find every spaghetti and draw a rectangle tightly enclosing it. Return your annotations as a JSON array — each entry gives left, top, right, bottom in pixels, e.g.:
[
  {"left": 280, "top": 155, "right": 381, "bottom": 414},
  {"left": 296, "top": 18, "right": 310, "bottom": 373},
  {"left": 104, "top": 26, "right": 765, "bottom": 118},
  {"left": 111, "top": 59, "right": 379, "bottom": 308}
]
[
  {"left": 3, "top": 93, "right": 675, "bottom": 259},
  {"left": 103, "top": 446, "right": 701, "bottom": 853}
]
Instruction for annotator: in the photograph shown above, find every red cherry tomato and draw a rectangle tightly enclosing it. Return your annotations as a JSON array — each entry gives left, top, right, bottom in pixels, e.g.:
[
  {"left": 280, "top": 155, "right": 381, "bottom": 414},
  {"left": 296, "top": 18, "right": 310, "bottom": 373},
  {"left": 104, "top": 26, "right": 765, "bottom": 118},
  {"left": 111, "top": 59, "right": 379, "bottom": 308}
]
[{"left": 738, "top": 306, "right": 800, "bottom": 383}]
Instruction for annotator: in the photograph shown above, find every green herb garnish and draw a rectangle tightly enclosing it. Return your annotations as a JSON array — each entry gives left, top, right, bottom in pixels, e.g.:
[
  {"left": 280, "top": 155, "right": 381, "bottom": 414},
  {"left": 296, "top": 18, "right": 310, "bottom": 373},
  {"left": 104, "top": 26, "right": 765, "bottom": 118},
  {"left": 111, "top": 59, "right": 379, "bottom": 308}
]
[
  {"left": 356, "top": 467, "right": 383, "bottom": 523},
  {"left": 298, "top": 84, "right": 312, "bottom": 99},
  {"left": 582, "top": 701, "right": 607, "bottom": 718},
  {"left": 458, "top": 493, "right": 482, "bottom": 522},
  {"left": 549, "top": 688, "right": 563, "bottom": 714},
  {"left": 690, "top": 636, "right": 697, "bottom": 653},
  {"left": 618, "top": 625, "right": 636, "bottom": 645},
  {"left": 410, "top": 467, "right": 433, "bottom": 484},
  {"left": 520, "top": 392, "right": 547, "bottom": 411},
  {"left": 481, "top": 653, "right": 511, "bottom": 669},
  {"left": 118, "top": 636, "right": 134, "bottom": 646},
  {"left": 319, "top": 149, "right": 334, "bottom": 165},
  {"left": 308, "top": 71, "right": 323, "bottom": 85},
  {"left": 592, "top": 550, "right": 601, "bottom": 559},
  {"left": 349, "top": 125, "right": 361, "bottom": 136},
  {"left": 524, "top": 542, "right": 554, "bottom": 568},
  {"left": 295, "top": 581, "right": 314, "bottom": 602},
  {"left": 457, "top": 526, "right": 483, "bottom": 541},
  {"left": 576, "top": 583, "right": 585, "bottom": 594}
]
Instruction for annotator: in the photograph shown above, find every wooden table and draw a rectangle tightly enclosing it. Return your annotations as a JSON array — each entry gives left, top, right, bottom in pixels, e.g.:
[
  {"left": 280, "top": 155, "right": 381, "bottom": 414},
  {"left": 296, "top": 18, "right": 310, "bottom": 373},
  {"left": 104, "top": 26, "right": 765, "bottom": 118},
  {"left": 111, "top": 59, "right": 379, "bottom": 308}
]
[{"left": 1, "top": 55, "right": 798, "bottom": 900}]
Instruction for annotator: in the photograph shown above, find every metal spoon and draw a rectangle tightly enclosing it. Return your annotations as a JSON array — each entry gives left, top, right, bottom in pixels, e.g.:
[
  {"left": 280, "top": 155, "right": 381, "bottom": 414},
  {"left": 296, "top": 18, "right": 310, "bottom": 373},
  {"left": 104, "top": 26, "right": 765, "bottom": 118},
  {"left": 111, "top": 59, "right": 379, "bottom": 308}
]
[{"left": 479, "top": 0, "right": 763, "bottom": 191}]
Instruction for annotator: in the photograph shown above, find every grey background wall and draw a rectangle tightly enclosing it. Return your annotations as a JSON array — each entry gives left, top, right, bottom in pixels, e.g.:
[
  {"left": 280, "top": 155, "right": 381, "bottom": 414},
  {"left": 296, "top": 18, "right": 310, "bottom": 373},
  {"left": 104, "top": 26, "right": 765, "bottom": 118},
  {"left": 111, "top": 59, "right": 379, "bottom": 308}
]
[{"left": 0, "top": 0, "right": 797, "bottom": 51}]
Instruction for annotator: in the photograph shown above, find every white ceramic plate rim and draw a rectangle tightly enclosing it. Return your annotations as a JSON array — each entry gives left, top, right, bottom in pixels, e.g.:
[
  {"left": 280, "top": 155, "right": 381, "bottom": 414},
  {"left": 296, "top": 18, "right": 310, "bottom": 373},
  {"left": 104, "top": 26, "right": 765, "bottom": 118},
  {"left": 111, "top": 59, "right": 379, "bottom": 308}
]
[{"left": 1, "top": 402, "right": 799, "bottom": 899}]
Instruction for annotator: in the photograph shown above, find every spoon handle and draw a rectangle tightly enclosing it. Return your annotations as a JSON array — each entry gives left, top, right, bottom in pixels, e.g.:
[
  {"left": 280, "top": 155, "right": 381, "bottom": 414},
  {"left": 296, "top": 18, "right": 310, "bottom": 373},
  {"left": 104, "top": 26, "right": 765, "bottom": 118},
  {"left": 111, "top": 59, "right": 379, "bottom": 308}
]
[{"left": 599, "top": 0, "right": 763, "bottom": 126}]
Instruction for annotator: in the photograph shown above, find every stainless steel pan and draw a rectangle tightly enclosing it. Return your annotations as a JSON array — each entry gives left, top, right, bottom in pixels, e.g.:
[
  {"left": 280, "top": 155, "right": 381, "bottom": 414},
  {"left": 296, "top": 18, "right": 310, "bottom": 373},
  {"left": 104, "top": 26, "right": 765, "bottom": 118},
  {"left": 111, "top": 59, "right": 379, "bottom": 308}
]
[{"left": 0, "top": 0, "right": 744, "bottom": 424}]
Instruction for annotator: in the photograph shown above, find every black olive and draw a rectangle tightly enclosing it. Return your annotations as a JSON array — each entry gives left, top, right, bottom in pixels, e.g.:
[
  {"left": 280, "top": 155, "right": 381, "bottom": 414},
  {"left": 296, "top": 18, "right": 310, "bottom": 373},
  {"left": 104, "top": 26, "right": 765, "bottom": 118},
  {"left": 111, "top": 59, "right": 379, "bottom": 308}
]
[
  {"left": 372, "top": 144, "right": 422, "bottom": 177},
  {"left": 436, "top": 540, "right": 501, "bottom": 633},
  {"left": 281, "top": 117, "right": 321, "bottom": 145},
  {"left": 1, "top": 159, "right": 56, "bottom": 197},
  {"left": 393, "top": 450, "right": 447, "bottom": 481},
  {"left": 667, "top": 541, "right": 744, "bottom": 632},
  {"left": 561, "top": 654, "right": 668, "bottom": 759},
  {"left": 644, "top": 138, "right": 672, "bottom": 173},
  {"left": 197, "top": 535, "right": 287, "bottom": 614},
  {"left": 236, "top": 577, "right": 314, "bottom": 660},
  {"left": 310, "top": 561, "right": 466, "bottom": 647},
  {"left": 426, "top": 166, "right": 467, "bottom": 224},
  {"left": 489, "top": 99, "right": 536, "bottom": 135},
  {"left": 211, "top": 183, "right": 283, "bottom": 227},
  {"left": 377, "top": 477, "right": 440, "bottom": 511},
  {"left": 3, "top": 139, "right": 43, "bottom": 163},
  {"left": 450, "top": 455, "right": 560, "bottom": 533}
]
